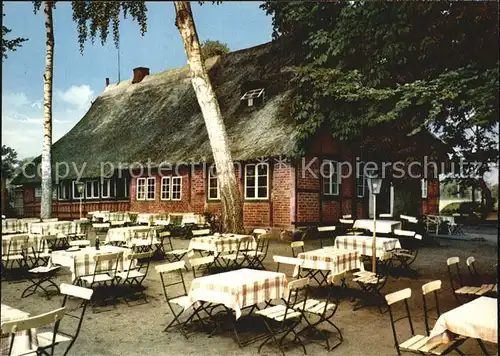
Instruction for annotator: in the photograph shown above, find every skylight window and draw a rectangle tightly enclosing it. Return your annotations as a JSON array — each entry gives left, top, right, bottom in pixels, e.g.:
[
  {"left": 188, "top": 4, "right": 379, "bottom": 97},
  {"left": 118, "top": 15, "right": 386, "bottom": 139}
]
[{"left": 240, "top": 88, "right": 265, "bottom": 107}]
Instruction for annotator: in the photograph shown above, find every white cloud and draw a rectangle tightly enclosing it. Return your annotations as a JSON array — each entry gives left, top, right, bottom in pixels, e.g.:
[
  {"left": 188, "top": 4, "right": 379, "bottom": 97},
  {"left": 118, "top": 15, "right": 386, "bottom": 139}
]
[
  {"left": 57, "top": 85, "right": 95, "bottom": 110},
  {"left": 1, "top": 86, "right": 95, "bottom": 159}
]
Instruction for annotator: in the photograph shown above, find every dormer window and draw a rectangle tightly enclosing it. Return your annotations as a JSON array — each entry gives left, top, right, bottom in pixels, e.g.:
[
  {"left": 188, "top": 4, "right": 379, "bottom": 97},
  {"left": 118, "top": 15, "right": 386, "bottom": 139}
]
[{"left": 240, "top": 88, "right": 265, "bottom": 107}]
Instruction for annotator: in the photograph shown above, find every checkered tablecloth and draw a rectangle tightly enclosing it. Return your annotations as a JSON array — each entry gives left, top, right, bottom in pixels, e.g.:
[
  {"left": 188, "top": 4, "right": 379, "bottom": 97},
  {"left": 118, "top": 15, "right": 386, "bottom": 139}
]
[
  {"left": 353, "top": 219, "right": 402, "bottom": 234},
  {"left": 1, "top": 234, "right": 44, "bottom": 256},
  {"left": 1, "top": 304, "right": 38, "bottom": 355},
  {"left": 293, "top": 247, "right": 361, "bottom": 277},
  {"left": 426, "top": 296, "right": 497, "bottom": 349},
  {"left": 104, "top": 226, "right": 151, "bottom": 245},
  {"left": 1, "top": 219, "right": 40, "bottom": 234},
  {"left": 186, "top": 269, "right": 288, "bottom": 319},
  {"left": 29, "top": 221, "right": 76, "bottom": 236},
  {"left": 187, "top": 234, "right": 256, "bottom": 257},
  {"left": 50, "top": 245, "right": 133, "bottom": 282},
  {"left": 335, "top": 235, "right": 401, "bottom": 258}
]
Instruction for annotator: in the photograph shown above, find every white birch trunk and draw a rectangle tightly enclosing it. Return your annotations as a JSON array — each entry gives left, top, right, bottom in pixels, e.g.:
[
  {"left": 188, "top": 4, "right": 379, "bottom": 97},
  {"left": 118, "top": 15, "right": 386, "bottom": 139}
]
[
  {"left": 40, "top": 0, "right": 54, "bottom": 219},
  {"left": 174, "top": 1, "right": 244, "bottom": 233}
]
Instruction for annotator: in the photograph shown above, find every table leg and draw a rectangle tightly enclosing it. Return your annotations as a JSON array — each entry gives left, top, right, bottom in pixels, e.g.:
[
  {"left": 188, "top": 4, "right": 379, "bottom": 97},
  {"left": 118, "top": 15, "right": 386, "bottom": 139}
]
[{"left": 477, "top": 339, "right": 490, "bottom": 356}]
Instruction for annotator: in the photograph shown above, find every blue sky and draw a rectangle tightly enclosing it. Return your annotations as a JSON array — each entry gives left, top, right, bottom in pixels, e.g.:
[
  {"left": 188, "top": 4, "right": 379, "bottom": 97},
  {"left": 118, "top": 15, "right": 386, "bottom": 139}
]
[{"left": 2, "top": 1, "right": 272, "bottom": 158}]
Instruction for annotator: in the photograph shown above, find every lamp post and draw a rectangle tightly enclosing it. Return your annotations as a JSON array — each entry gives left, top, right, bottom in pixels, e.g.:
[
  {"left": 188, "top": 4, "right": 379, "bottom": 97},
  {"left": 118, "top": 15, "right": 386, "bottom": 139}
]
[
  {"left": 76, "top": 182, "right": 85, "bottom": 219},
  {"left": 368, "top": 177, "right": 382, "bottom": 273}
]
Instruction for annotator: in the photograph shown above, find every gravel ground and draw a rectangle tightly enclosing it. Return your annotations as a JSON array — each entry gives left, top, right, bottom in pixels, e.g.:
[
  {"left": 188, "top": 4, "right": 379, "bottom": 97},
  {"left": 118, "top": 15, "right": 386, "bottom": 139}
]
[{"left": 1, "top": 228, "right": 498, "bottom": 356}]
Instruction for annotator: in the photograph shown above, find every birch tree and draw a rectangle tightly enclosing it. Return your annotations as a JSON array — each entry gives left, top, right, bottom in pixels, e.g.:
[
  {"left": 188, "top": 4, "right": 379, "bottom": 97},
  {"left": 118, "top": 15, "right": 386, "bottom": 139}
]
[
  {"left": 34, "top": 1, "right": 55, "bottom": 219},
  {"left": 72, "top": 2, "right": 245, "bottom": 233}
]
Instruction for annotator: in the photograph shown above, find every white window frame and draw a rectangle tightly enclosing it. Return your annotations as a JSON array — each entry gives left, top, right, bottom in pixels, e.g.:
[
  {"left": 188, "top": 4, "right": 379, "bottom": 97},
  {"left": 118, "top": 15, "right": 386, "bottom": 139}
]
[
  {"left": 136, "top": 178, "right": 146, "bottom": 201},
  {"left": 85, "top": 180, "right": 100, "bottom": 200},
  {"left": 34, "top": 187, "right": 42, "bottom": 199},
  {"left": 58, "top": 181, "right": 70, "bottom": 201},
  {"left": 171, "top": 176, "right": 182, "bottom": 201},
  {"left": 244, "top": 163, "right": 269, "bottom": 200},
  {"left": 322, "top": 160, "right": 340, "bottom": 196},
  {"left": 101, "top": 179, "right": 111, "bottom": 198},
  {"left": 72, "top": 181, "right": 84, "bottom": 199},
  {"left": 146, "top": 177, "right": 156, "bottom": 201},
  {"left": 421, "top": 178, "right": 428, "bottom": 199},
  {"left": 356, "top": 166, "right": 366, "bottom": 198},
  {"left": 207, "top": 169, "right": 220, "bottom": 200},
  {"left": 161, "top": 177, "right": 171, "bottom": 200}
]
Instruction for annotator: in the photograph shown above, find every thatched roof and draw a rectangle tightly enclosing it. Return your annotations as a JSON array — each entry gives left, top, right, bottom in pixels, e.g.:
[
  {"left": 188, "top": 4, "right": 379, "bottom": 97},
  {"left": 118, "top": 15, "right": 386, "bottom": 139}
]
[{"left": 14, "top": 42, "right": 298, "bottom": 184}]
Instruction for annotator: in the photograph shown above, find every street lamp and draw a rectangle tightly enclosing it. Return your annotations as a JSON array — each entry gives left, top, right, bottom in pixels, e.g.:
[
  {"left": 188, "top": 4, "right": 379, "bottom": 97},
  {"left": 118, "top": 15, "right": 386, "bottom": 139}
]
[
  {"left": 76, "top": 182, "right": 85, "bottom": 219},
  {"left": 368, "top": 177, "right": 383, "bottom": 273}
]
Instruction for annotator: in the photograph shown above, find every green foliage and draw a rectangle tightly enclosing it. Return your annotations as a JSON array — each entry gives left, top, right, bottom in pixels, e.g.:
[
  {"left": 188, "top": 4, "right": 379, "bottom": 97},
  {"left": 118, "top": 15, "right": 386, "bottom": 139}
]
[
  {"left": 1, "top": 145, "right": 19, "bottom": 179},
  {"left": 201, "top": 39, "right": 229, "bottom": 59},
  {"left": 261, "top": 2, "right": 499, "bottom": 160},
  {"left": 2, "top": 5, "right": 28, "bottom": 60},
  {"left": 440, "top": 201, "right": 481, "bottom": 216},
  {"left": 70, "top": 1, "right": 148, "bottom": 53}
]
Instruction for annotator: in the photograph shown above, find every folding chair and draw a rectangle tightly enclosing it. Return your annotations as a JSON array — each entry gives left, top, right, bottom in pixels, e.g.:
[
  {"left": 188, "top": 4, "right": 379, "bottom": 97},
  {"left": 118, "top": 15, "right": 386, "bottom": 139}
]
[
  {"left": 465, "top": 256, "right": 496, "bottom": 296},
  {"left": 243, "top": 233, "right": 271, "bottom": 269},
  {"left": 317, "top": 226, "right": 336, "bottom": 248},
  {"left": 129, "top": 227, "right": 154, "bottom": 253},
  {"left": 37, "top": 284, "right": 93, "bottom": 356},
  {"left": 115, "top": 251, "right": 153, "bottom": 304},
  {"left": 163, "top": 234, "right": 189, "bottom": 270},
  {"left": 294, "top": 274, "right": 343, "bottom": 351},
  {"left": 77, "top": 252, "right": 120, "bottom": 305},
  {"left": 392, "top": 230, "right": 422, "bottom": 273},
  {"left": 149, "top": 225, "right": 165, "bottom": 257},
  {"left": 273, "top": 255, "right": 304, "bottom": 280},
  {"left": 155, "top": 261, "right": 207, "bottom": 339},
  {"left": 21, "top": 247, "right": 60, "bottom": 300},
  {"left": 219, "top": 239, "right": 247, "bottom": 269},
  {"left": 32, "top": 234, "right": 57, "bottom": 268},
  {"left": 1, "top": 307, "right": 66, "bottom": 356},
  {"left": 352, "top": 252, "right": 392, "bottom": 313},
  {"left": 256, "top": 277, "right": 310, "bottom": 356},
  {"left": 188, "top": 256, "right": 215, "bottom": 278},
  {"left": 339, "top": 218, "right": 361, "bottom": 235},
  {"left": 385, "top": 288, "right": 465, "bottom": 355},
  {"left": 290, "top": 241, "right": 305, "bottom": 257},
  {"left": 2, "top": 234, "right": 29, "bottom": 278},
  {"left": 446, "top": 257, "right": 481, "bottom": 301}
]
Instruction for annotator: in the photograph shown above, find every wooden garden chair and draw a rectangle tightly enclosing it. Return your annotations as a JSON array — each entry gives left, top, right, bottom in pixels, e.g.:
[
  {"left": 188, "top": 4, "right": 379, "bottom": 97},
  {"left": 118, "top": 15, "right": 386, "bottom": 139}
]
[
  {"left": 317, "top": 225, "right": 336, "bottom": 248},
  {"left": 21, "top": 247, "right": 60, "bottom": 300},
  {"left": 2, "top": 234, "right": 29, "bottom": 279},
  {"left": 115, "top": 251, "right": 153, "bottom": 304},
  {"left": 1, "top": 307, "right": 66, "bottom": 356},
  {"left": 243, "top": 233, "right": 271, "bottom": 269},
  {"left": 156, "top": 261, "right": 207, "bottom": 339},
  {"left": 129, "top": 227, "right": 154, "bottom": 253},
  {"left": 446, "top": 257, "right": 481, "bottom": 302},
  {"left": 392, "top": 230, "right": 422, "bottom": 274},
  {"left": 385, "top": 288, "right": 465, "bottom": 355},
  {"left": 465, "top": 256, "right": 496, "bottom": 296},
  {"left": 37, "top": 284, "right": 93, "bottom": 356},
  {"left": 293, "top": 274, "right": 344, "bottom": 351},
  {"left": 162, "top": 233, "right": 189, "bottom": 270},
  {"left": 256, "top": 277, "right": 310, "bottom": 356},
  {"left": 290, "top": 241, "right": 305, "bottom": 257},
  {"left": 219, "top": 239, "right": 247, "bottom": 269}
]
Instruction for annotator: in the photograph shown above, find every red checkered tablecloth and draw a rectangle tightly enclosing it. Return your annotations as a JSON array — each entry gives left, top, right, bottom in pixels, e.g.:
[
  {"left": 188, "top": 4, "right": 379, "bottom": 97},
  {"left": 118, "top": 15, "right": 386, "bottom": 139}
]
[
  {"left": 187, "top": 234, "right": 256, "bottom": 257},
  {"left": 186, "top": 269, "right": 288, "bottom": 319},
  {"left": 293, "top": 247, "right": 360, "bottom": 277},
  {"left": 426, "top": 296, "right": 497, "bottom": 349},
  {"left": 335, "top": 235, "right": 401, "bottom": 258},
  {"left": 50, "top": 245, "right": 134, "bottom": 282}
]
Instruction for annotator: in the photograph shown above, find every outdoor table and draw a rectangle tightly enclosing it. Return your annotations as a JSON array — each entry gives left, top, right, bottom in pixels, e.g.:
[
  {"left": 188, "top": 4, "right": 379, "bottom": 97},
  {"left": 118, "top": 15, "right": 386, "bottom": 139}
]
[
  {"left": 1, "top": 304, "right": 38, "bottom": 355},
  {"left": 335, "top": 235, "right": 401, "bottom": 258},
  {"left": 186, "top": 268, "right": 288, "bottom": 319},
  {"left": 293, "top": 247, "right": 360, "bottom": 279},
  {"left": 425, "top": 296, "right": 497, "bottom": 354},
  {"left": 104, "top": 226, "right": 151, "bottom": 245},
  {"left": 187, "top": 233, "right": 256, "bottom": 258},
  {"left": 29, "top": 221, "right": 75, "bottom": 235},
  {"left": 1, "top": 234, "right": 44, "bottom": 257},
  {"left": 50, "top": 245, "right": 133, "bottom": 282},
  {"left": 353, "top": 219, "right": 402, "bottom": 234}
]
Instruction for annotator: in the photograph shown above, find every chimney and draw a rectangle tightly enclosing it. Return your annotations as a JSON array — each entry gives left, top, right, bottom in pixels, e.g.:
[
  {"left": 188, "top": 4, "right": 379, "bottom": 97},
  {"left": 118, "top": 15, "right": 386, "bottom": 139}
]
[
  {"left": 105, "top": 77, "right": 110, "bottom": 86},
  {"left": 132, "top": 67, "right": 150, "bottom": 84}
]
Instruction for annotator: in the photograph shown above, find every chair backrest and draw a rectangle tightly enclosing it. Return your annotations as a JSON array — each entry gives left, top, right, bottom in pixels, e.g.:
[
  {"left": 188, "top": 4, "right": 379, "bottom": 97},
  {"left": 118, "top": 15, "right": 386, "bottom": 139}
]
[
  {"left": 342, "top": 214, "right": 352, "bottom": 219},
  {"left": 284, "top": 277, "right": 310, "bottom": 314},
  {"left": 253, "top": 228, "right": 268, "bottom": 236},
  {"left": 191, "top": 228, "right": 211, "bottom": 237},
  {"left": 188, "top": 256, "right": 215, "bottom": 278},
  {"left": 379, "top": 213, "right": 393, "bottom": 218},
  {"left": 253, "top": 233, "right": 272, "bottom": 256},
  {"left": 317, "top": 225, "right": 336, "bottom": 232},
  {"left": 393, "top": 229, "right": 416, "bottom": 237},
  {"left": 339, "top": 218, "right": 354, "bottom": 225},
  {"left": 273, "top": 255, "right": 304, "bottom": 278},
  {"left": 421, "top": 280, "right": 442, "bottom": 335},
  {"left": 327, "top": 270, "right": 346, "bottom": 286},
  {"left": 92, "top": 223, "right": 110, "bottom": 230},
  {"left": 1, "top": 306, "right": 66, "bottom": 333},
  {"left": 134, "top": 227, "right": 151, "bottom": 240},
  {"left": 6, "top": 234, "right": 30, "bottom": 255},
  {"left": 155, "top": 261, "right": 188, "bottom": 301},
  {"left": 125, "top": 251, "right": 153, "bottom": 277},
  {"left": 446, "top": 256, "right": 463, "bottom": 291},
  {"left": 290, "top": 241, "right": 305, "bottom": 257},
  {"left": 385, "top": 288, "right": 414, "bottom": 355},
  {"left": 60, "top": 283, "right": 94, "bottom": 300},
  {"left": 91, "top": 252, "right": 121, "bottom": 280},
  {"left": 466, "top": 256, "right": 480, "bottom": 284}
]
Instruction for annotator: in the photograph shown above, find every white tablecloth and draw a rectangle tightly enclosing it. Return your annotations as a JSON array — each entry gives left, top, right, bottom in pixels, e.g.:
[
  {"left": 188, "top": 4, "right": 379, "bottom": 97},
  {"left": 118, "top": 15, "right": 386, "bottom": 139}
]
[
  {"left": 427, "top": 296, "right": 497, "bottom": 347},
  {"left": 353, "top": 219, "right": 402, "bottom": 234},
  {"left": 186, "top": 269, "right": 288, "bottom": 319}
]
